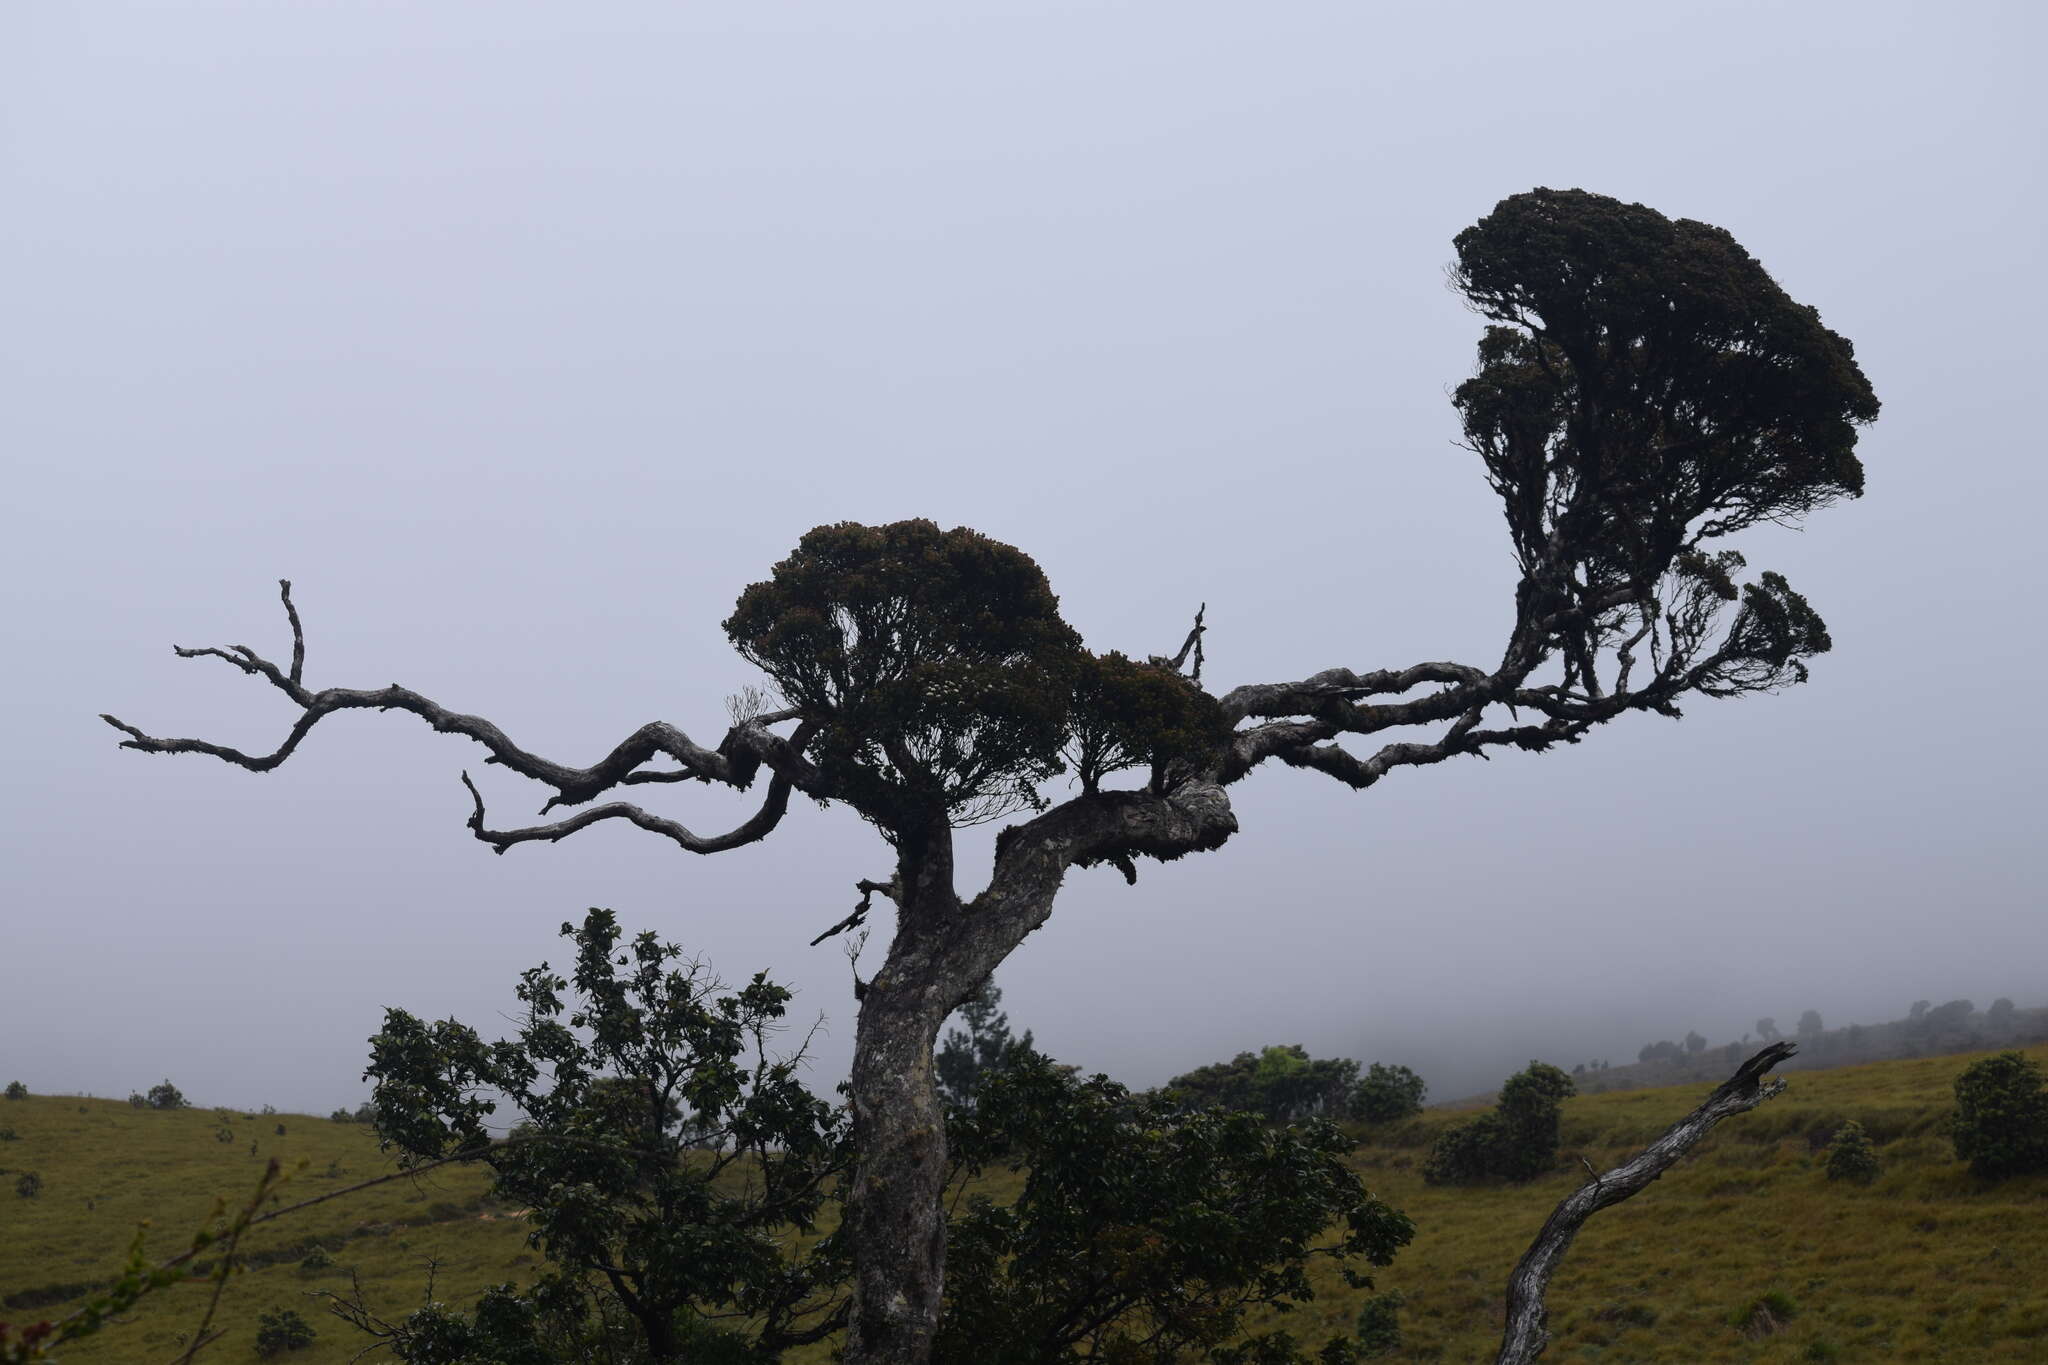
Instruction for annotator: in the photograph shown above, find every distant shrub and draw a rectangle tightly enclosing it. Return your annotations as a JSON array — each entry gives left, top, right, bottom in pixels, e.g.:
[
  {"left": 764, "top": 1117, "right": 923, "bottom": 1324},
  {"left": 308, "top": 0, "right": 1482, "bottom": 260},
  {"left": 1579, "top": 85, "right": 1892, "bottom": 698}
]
[
  {"left": 15, "top": 1171, "right": 42, "bottom": 1199},
  {"left": 1354, "top": 1289, "right": 1405, "bottom": 1356},
  {"left": 260, "top": 1103, "right": 277, "bottom": 1115},
  {"left": 128, "top": 1092, "right": 147, "bottom": 1108},
  {"left": 274, "top": 1122, "right": 287, "bottom": 1136},
  {"left": 4, "top": 1081, "right": 26, "bottom": 1100},
  {"left": 214, "top": 1127, "right": 234, "bottom": 1144},
  {"left": 1805, "top": 1340, "right": 1842, "bottom": 1361},
  {"left": 0, "top": 1128, "right": 17, "bottom": 1142},
  {"left": 254, "top": 1307, "right": 317, "bottom": 1357},
  {"left": 1423, "top": 1061, "right": 1574, "bottom": 1184},
  {"left": 1949, "top": 1051, "right": 2048, "bottom": 1179},
  {"left": 1350, "top": 1063, "right": 1427, "bottom": 1124},
  {"left": 1823, "top": 1120, "right": 1879, "bottom": 1184},
  {"left": 145, "top": 1080, "right": 187, "bottom": 1110},
  {"left": 298, "top": 1245, "right": 334, "bottom": 1273},
  {"left": 329, "top": 1108, "right": 352, "bottom": 1123}
]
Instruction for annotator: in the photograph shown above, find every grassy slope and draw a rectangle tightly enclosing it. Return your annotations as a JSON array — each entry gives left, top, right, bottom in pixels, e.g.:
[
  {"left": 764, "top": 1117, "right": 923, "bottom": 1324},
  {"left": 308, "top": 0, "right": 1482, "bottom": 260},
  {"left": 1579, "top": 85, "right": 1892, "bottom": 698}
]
[
  {"left": 6, "top": 1045, "right": 2047, "bottom": 1363},
  {"left": 0, "top": 1097, "right": 529, "bottom": 1364}
]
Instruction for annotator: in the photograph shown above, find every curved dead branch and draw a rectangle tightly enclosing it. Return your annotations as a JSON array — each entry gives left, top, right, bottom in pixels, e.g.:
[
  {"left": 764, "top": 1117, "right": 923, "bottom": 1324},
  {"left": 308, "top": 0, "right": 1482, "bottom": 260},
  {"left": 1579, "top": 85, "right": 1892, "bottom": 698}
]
[
  {"left": 460, "top": 770, "right": 797, "bottom": 856},
  {"left": 1495, "top": 1041, "right": 1799, "bottom": 1364},
  {"left": 103, "top": 582, "right": 825, "bottom": 853}
]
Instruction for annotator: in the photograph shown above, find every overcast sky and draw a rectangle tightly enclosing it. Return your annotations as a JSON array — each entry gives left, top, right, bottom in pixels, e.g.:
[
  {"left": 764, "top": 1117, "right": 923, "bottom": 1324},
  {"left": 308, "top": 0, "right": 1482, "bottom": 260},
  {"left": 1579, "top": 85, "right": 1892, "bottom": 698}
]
[{"left": 4, "top": 1, "right": 2042, "bottom": 1113}]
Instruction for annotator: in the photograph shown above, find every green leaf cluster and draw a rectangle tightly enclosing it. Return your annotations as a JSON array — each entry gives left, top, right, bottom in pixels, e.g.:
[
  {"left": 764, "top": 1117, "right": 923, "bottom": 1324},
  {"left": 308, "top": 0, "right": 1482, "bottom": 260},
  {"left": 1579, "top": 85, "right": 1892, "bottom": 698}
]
[{"left": 362, "top": 909, "right": 852, "bottom": 1361}]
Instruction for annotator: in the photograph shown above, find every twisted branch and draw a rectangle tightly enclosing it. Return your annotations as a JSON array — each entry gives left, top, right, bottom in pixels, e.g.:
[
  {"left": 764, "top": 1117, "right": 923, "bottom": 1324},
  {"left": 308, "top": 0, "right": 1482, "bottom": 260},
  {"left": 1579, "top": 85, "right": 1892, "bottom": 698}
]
[
  {"left": 102, "top": 584, "right": 825, "bottom": 857},
  {"left": 1495, "top": 1042, "right": 1799, "bottom": 1364}
]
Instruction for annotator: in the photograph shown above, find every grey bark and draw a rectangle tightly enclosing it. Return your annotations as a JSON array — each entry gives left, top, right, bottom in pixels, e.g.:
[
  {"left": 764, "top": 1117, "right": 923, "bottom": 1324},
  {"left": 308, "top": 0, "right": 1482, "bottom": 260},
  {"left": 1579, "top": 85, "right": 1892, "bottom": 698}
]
[{"left": 1494, "top": 1042, "right": 1799, "bottom": 1364}]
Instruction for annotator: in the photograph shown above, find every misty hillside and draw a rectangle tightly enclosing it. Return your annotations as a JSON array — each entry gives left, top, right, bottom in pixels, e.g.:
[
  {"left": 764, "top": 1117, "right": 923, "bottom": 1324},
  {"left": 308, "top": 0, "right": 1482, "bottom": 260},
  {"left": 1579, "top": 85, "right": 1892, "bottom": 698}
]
[{"left": 6, "top": 1043, "right": 2047, "bottom": 1362}]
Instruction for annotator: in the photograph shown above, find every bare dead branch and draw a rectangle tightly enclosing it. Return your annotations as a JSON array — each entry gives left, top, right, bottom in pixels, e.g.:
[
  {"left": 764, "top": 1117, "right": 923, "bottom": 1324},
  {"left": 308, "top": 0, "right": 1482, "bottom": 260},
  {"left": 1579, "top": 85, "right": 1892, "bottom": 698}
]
[
  {"left": 104, "top": 584, "right": 826, "bottom": 829},
  {"left": 278, "top": 579, "right": 305, "bottom": 687},
  {"left": 1495, "top": 1042, "right": 1799, "bottom": 1364},
  {"left": 811, "top": 877, "right": 898, "bottom": 947},
  {"left": 461, "top": 769, "right": 795, "bottom": 856},
  {"left": 1156, "top": 603, "right": 1206, "bottom": 681}
]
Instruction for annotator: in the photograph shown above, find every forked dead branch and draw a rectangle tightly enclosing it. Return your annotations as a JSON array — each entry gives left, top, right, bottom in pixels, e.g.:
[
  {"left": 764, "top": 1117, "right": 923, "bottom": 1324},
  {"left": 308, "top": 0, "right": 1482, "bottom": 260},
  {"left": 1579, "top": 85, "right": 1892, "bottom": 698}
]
[{"left": 105, "top": 189, "right": 1879, "bottom": 1364}]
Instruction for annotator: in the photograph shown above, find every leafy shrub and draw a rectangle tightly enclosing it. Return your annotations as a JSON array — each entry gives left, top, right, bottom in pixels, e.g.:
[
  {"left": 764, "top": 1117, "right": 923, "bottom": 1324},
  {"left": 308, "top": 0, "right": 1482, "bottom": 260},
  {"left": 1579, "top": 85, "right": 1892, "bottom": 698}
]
[
  {"left": 3, "top": 1081, "right": 26, "bottom": 1100},
  {"left": 0, "top": 1128, "right": 18, "bottom": 1143},
  {"left": 145, "top": 1080, "right": 187, "bottom": 1110},
  {"left": 329, "top": 1108, "right": 352, "bottom": 1123},
  {"left": 939, "top": 1049, "right": 1413, "bottom": 1363},
  {"left": 1423, "top": 1061, "right": 1574, "bottom": 1184},
  {"left": 1823, "top": 1119, "right": 1879, "bottom": 1184},
  {"left": 1350, "top": 1064, "right": 1427, "bottom": 1124},
  {"left": 274, "top": 1122, "right": 287, "bottom": 1136},
  {"left": 128, "top": 1092, "right": 147, "bottom": 1108},
  {"left": 254, "top": 1307, "right": 317, "bottom": 1357},
  {"left": 15, "top": 1170, "right": 42, "bottom": 1199},
  {"left": 214, "top": 1127, "right": 234, "bottom": 1144},
  {"left": 299, "top": 1246, "right": 335, "bottom": 1273},
  {"left": 1354, "top": 1290, "right": 1406, "bottom": 1356},
  {"left": 1949, "top": 1051, "right": 2048, "bottom": 1178}
]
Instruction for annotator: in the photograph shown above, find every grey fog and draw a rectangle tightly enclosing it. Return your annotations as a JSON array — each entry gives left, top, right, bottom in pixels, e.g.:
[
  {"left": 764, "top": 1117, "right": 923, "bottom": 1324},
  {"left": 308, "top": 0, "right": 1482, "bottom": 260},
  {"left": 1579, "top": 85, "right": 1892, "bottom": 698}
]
[{"left": 2, "top": 0, "right": 2042, "bottom": 1113}]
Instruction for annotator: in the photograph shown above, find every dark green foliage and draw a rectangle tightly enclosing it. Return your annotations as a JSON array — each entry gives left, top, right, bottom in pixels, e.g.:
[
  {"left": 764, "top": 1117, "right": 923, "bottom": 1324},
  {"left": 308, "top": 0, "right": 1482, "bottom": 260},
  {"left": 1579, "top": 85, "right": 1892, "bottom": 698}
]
[
  {"left": 936, "top": 1050, "right": 1413, "bottom": 1364},
  {"left": 1449, "top": 188, "right": 1875, "bottom": 703},
  {"left": 363, "top": 909, "right": 850, "bottom": 1361},
  {"left": 1422, "top": 1061, "right": 1575, "bottom": 1185},
  {"left": 934, "top": 980, "right": 1034, "bottom": 1111},
  {"left": 1949, "top": 1051, "right": 2048, "bottom": 1179},
  {"left": 0, "top": 1128, "right": 17, "bottom": 1142},
  {"left": 254, "top": 1307, "right": 317, "bottom": 1357},
  {"left": 2, "top": 1083, "right": 24, "bottom": 1101},
  {"left": 144, "top": 1080, "right": 185, "bottom": 1110},
  {"left": 298, "top": 1245, "right": 335, "bottom": 1273},
  {"left": 14, "top": 1171, "right": 40, "bottom": 1199},
  {"left": 1349, "top": 1064, "right": 1426, "bottom": 1125},
  {"left": 1823, "top": 1120, "right": 1879, "bottom": 1184},
  {"left": 1065, "top": 650, "right": 1231, "bottom": 795},
  {"left": 1352, "top": 1290, "right": 1405, "bottom": 1357},
  {"left": 724, "top": 519, "right": 1086, "bottom": 826},
  {"left": 1163, "top": 1045, "right": 1362, "bottom": 1124},
  {"left": 127, "top": 1092, "right": 147, "bottom": 1108}
]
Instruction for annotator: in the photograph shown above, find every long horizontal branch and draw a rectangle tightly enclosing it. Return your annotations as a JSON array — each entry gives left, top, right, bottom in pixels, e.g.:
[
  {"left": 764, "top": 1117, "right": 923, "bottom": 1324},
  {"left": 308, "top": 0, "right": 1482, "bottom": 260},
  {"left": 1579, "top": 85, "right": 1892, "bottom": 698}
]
[
  {"left": 1496, "top": 1041, "right": 1799, "bottom": 1364},
  {"left": 101, "top": 581, "right": 824, "bottom": 815}
]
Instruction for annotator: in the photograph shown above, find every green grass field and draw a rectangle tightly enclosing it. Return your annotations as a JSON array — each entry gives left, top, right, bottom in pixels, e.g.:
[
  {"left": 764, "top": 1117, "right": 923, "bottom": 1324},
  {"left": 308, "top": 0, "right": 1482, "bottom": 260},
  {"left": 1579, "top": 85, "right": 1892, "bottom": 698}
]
[{"left": 5, "top": 1044, "right": 2046, "bottom": 1362}]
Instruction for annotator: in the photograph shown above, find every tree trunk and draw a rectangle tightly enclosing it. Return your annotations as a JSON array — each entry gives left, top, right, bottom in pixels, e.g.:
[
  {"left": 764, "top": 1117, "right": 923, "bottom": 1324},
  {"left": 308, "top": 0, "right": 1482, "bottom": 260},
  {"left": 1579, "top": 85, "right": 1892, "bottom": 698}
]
[{"left": 842, "top": 819, "right": 961, "bottom": 1365}]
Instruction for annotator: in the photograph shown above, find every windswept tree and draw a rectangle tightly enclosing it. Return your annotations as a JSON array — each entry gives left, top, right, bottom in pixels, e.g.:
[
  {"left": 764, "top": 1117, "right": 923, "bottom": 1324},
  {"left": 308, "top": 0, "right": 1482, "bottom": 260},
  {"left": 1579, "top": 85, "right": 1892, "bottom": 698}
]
[{"left": 103, "top": 187, "right": 1878, "bottom": 1364}]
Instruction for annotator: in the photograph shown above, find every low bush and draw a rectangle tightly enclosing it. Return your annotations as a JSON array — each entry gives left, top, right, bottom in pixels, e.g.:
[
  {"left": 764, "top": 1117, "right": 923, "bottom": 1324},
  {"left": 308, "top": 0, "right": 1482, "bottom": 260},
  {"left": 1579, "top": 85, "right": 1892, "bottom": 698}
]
[
  {"left": 255, "top": 1307, "right": 317, "bottom": 1357},
  {"left": 1823, "top": 1119, "right": 1879, "bottom": 1183}
]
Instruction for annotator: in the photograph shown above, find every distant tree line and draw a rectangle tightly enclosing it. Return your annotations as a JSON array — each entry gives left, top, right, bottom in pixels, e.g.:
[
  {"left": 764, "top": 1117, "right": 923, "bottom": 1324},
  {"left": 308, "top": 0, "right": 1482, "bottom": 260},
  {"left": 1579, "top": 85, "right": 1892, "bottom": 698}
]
[{"left": 1155, "top": 1046, "right": 1428, "bottom": 1127}]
